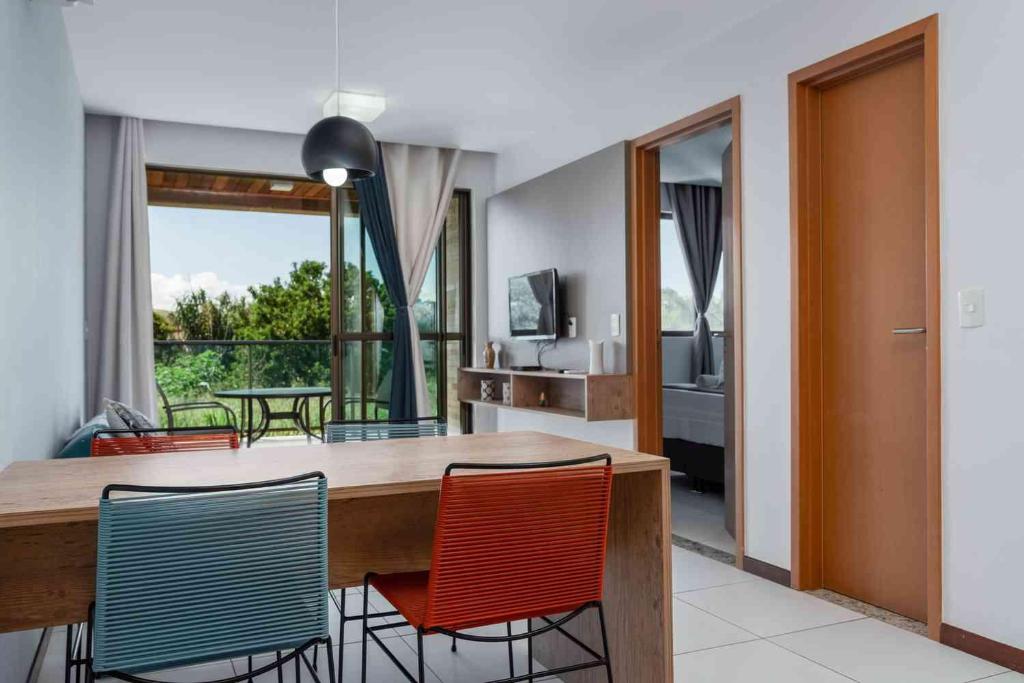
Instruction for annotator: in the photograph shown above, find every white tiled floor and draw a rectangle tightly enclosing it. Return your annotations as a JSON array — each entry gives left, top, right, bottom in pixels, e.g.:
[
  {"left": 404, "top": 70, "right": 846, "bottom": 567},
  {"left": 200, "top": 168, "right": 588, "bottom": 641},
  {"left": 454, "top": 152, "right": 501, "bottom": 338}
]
[
  {"left": 37, "top": 546, "right": 1016, "bottom": 683},
  {"left": 670, "top": 473, "right": 736, "bottom": 554}
]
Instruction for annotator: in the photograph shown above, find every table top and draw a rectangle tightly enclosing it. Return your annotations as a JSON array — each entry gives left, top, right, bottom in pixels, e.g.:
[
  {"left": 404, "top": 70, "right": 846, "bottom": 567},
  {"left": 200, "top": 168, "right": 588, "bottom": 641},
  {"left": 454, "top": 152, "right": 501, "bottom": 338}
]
[
  {"left": 0, "top": 431, "right": 666, "bottom": 529},
  {"left": 213, "top": 386, "right": 331, "bottom": 399}
]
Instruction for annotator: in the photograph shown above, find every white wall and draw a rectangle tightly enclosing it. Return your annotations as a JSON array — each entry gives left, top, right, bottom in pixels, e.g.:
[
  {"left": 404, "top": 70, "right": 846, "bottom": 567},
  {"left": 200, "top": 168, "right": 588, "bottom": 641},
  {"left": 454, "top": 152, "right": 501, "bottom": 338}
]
[
  {"left": 0, "top": 0, "right": 84, "bottom": 679},
  {"left": 492, "top": 0, "right": 1024, "bottom": 650}
]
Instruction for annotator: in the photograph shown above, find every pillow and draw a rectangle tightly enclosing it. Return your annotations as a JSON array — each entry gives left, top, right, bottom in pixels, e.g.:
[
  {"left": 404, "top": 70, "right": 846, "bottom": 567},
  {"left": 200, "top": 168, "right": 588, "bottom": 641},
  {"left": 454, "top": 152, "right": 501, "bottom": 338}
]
[
  {"left": 103, "top": 398, "right": 156, "bottom": 432},
  {"left": 56, "top": 413, "right": 110, "bottom": 459}
]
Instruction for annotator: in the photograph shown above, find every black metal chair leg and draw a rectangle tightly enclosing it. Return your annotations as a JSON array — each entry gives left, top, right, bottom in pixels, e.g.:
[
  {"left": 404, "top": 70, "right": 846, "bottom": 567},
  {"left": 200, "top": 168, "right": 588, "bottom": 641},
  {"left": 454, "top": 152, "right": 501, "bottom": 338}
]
[
  {"left": 416, "top": 631, "right": 426, "bottom": 683},
  {"left": 276, "top": 651, "right": 284, "bottom": 683},
  {"left": 295, "top": 652, "right": 300, "bottom": 681},
  {"left": 247, "top": 655, "right": 253, "bottom": 683},
  {"left": 65, "top": 625, "right": 73, "bottom": 683},
  {"left": 313, "top": 643, "right": 320, "bottom": 672},
  {"left": 326, "top": 637, "right": 338, "bottom": 683},
  {"left": 597, "top": 602, "right": 614, "bottom": 683},
  {"left": 506, "top": 622, "right": 515, "bottom": 678},
  {"left": 450, "top": 637, "right": 457, "bottom": 653},
  {"left": 337, "top": 589, "right": 346, "bottom": 682},
  {"left": 527, "top": 618, "right": 533, "bottom": 680},
  {"left": 360, "top": 578, "right": 371, "bottom": 683}
]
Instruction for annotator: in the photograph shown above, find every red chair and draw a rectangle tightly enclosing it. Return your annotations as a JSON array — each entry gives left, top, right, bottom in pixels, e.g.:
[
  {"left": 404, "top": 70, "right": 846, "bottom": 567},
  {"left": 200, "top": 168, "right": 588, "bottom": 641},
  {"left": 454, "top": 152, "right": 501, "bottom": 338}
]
[
  {"left": 361, "top": 454, "right": 614, "bottom": 683},
  {"left": 90, "top": 427, "right": 239, "bottom": 456}
]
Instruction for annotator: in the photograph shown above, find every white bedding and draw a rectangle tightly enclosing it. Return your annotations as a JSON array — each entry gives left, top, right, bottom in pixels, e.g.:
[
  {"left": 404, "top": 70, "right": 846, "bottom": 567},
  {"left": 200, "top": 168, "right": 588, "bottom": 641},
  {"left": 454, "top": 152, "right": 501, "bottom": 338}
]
[{"left": 662, "top": 384, "right": 725, "bottom": 447}]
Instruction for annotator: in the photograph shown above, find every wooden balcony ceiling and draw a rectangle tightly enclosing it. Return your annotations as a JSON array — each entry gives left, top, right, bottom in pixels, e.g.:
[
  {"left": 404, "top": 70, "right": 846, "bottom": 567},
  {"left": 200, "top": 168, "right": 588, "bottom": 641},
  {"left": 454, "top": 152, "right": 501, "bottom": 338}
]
[{"left": 146, "top": 166, "right": 344, "bottom": 215}]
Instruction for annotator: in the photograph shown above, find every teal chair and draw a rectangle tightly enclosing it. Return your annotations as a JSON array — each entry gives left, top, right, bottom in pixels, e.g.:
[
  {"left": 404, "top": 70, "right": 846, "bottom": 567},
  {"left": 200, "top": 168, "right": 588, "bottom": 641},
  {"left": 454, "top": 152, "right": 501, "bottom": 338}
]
[
  {"left": 324, "top": 418, "right": 447, "bottom": 443},
  {"left": 86, "top": 472, "right": 333, "bottom": 683},
  {"left": 323, "top": 417, "right": 445, "bottom": 681}
]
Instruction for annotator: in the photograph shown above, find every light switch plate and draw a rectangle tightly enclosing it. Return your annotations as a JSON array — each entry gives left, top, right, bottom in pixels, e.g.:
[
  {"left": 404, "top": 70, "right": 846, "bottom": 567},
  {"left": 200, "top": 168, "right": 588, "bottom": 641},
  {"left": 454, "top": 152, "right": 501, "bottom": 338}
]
[
  {"left": 610, "top": 313, "right": 621, "bottom": 337},
  {"left": 567, "top": 316, "right": 578, "bottom": 338},
  {"left": 958, "top": 287, "right": 985, "bottom": 328}
]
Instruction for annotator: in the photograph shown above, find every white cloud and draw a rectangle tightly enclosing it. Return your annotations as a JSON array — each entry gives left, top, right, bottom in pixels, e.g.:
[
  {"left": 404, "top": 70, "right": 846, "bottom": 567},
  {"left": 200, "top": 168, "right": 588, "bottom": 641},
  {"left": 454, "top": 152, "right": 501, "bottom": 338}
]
[{"left": 150, "top": 272, "right": 249, "bottom": 311}]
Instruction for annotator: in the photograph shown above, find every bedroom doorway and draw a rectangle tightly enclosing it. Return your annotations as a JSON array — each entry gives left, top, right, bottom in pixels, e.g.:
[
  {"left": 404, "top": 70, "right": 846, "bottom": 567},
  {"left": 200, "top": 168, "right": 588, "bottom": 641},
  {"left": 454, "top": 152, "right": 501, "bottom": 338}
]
[{"left": 629, "top": 98, "right": 744, "bottom": 565}]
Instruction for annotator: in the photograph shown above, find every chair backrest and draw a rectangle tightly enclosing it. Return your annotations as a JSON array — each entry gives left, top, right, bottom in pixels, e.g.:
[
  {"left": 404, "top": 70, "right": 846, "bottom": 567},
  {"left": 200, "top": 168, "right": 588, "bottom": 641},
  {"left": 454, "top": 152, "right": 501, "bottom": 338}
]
[
  {"left": 324, "top": 418, "right": 446, "bottom": 443},
  {"left": 423, "top": 455, "right": 613, "bottom": 632},
  {"left": 93, "top": 472, "right": 328, "bottom": 675},
  {"left": 91, "top": 427, "right": 239, "bottom": 456}
]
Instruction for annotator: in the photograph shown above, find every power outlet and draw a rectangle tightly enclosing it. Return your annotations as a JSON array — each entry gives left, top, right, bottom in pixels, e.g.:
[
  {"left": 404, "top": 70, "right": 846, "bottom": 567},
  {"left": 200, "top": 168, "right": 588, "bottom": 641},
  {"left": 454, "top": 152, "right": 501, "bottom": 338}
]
[
  {"left": 610, "top": 313, "right": 621, "bottom": 337},
  {"left": 567, "top": 316, "right": 578, "bottom": 338}
]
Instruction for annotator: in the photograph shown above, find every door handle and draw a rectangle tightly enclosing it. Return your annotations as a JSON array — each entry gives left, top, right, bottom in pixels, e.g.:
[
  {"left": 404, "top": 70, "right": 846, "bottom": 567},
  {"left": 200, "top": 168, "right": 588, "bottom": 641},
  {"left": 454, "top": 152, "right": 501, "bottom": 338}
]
[{"left": 892, "top": 327, "right": 926, "bottom": 335}]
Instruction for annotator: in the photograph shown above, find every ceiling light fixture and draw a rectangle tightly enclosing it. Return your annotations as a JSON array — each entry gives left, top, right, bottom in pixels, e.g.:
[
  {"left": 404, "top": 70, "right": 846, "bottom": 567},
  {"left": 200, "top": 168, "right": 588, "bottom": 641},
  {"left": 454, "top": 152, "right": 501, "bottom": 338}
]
[
  {"left": 321, "top": 91, "right": 387, "bottom": 123},
  {"left": 301, "top": 0, "right": 378, "bottom": 187}
]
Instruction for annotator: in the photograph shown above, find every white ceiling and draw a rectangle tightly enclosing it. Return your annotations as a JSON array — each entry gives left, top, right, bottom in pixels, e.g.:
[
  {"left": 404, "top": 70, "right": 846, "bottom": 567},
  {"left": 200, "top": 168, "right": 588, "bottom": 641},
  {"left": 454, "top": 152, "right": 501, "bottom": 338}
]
[
  {"left": 660, "top": 123, "right": 732, "bottom": 186},
  {"left": 63, "top": 0, "right": 780, "bottom": 156}
]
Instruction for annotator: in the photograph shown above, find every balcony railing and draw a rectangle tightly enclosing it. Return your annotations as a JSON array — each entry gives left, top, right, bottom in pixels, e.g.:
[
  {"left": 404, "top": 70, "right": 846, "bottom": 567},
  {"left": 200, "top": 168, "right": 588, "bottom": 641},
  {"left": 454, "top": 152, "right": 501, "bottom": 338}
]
[{"left": 154, "top": 340, "right": 333, "bottom": 435}]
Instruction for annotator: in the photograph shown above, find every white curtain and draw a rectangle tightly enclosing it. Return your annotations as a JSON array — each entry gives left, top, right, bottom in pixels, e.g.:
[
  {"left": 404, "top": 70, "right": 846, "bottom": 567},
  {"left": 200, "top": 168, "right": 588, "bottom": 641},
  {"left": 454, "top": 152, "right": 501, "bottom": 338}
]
[
  {"left": 382, "top": 143, "right": 462, "bottom": 416},
  {"left": 89, "top": 118, "right": 157, "bottom": 419}
]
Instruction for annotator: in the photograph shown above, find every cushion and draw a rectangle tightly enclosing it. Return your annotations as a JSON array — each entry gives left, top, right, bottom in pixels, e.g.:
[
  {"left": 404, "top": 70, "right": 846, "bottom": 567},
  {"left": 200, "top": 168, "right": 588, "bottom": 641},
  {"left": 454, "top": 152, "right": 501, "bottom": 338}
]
[
  {"left": 104, "top": 398, "right": 156, "bottom": 432},
  {"left": 56, "top": 413, "right": 110, "bottom": 459}
]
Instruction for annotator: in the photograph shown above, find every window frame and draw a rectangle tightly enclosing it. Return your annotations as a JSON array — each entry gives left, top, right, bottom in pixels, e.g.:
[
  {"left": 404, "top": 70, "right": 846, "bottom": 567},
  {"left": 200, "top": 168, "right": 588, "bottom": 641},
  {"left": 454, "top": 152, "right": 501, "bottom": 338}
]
[{"left": 331, "top": 189, "right": 472, "bottom": 428}]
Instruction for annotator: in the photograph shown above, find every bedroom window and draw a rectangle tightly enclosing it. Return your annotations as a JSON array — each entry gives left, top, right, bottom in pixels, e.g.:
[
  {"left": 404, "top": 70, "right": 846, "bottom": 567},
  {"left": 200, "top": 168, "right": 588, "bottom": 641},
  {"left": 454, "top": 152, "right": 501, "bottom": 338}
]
[{"left": 660, "top": 216, "right": 724, "bottom": 333}]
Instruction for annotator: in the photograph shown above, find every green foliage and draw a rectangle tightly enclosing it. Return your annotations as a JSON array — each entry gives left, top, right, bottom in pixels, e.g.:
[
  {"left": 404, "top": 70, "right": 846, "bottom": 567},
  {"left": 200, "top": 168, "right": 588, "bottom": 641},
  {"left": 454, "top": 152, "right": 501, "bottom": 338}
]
[
  {"left": 152, "top": 310, "right": 176, "bottom": 340},
  {"left": 154, "top": 349, "right": 227, "bottom": 399},
  {"left": 172, "top": 290, "right": 248, "bottom": 340}
]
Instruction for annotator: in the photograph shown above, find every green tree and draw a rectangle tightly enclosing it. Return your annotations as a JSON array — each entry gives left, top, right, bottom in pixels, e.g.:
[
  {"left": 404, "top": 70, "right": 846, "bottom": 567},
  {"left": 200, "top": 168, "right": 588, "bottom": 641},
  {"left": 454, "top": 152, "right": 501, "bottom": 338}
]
[{"left": 152, "top": 310, "right": 176, "bottom": 340}]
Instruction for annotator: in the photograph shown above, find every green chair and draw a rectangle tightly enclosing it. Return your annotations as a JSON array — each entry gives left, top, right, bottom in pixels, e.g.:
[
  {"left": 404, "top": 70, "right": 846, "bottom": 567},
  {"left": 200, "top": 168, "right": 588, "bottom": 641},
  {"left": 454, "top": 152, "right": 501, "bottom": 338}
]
[{"left": 86, "top": 472, "right": 333, "bottom": 683}]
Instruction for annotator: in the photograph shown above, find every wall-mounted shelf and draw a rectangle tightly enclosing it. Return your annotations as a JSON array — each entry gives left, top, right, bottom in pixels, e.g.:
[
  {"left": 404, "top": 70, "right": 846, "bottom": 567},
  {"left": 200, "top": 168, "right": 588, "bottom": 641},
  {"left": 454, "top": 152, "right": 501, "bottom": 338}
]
[{"left": 458, "top": 368, "right": 633, "bottom": 422}]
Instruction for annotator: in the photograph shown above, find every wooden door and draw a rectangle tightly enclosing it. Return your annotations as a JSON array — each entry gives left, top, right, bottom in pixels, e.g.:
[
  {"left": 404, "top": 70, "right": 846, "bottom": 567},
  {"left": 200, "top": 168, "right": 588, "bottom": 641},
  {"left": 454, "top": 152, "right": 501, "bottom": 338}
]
[{"left": 819, "top": 52, "right": 927, "bottom": 620}]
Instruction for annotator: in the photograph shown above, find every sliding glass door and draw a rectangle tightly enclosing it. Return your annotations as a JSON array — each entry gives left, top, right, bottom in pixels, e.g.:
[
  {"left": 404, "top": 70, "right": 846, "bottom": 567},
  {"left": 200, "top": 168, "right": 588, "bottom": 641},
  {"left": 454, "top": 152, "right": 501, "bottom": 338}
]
[{"left": 329, "top": 189, "right": 471, "bottom": 432}]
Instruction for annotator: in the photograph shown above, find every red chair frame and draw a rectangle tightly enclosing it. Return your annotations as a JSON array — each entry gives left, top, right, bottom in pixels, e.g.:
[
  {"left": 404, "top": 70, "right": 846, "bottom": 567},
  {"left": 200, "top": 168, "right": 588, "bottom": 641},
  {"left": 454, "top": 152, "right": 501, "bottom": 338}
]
[
  {"left": 361, "top": 454, "right": 615, "bottom": 683},
  {"left": 90, "top": 427, "right": 239, "bottom": 457}
]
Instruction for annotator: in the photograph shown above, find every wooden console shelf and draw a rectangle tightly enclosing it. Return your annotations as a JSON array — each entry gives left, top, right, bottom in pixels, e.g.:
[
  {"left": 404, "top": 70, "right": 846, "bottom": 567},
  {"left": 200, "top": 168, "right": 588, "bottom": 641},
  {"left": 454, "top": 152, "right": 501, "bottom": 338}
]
[{"left": 458, "top": 368, "right": 633, "bottom": 422}]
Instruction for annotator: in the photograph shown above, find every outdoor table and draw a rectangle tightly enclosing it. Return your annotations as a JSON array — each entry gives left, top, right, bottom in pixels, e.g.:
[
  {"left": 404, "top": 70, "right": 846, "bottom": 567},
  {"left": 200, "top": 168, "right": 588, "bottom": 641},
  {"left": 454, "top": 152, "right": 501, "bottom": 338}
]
[{"left": 213, "top": 386, "right": 330, "bottom": 447}]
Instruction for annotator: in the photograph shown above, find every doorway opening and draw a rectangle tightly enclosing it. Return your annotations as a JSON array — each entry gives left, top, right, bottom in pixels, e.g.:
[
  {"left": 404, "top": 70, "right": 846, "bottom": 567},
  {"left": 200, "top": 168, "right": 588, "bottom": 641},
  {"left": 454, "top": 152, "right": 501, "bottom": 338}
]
[{"left": 630, "top": 97, "right": 745, "bottom": 566}]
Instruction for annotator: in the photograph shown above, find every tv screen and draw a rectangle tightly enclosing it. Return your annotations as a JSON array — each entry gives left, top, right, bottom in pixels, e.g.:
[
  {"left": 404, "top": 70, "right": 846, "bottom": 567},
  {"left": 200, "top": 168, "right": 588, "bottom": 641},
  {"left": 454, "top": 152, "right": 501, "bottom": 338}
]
[{"left": 508, "top": 268, "right": 559, "bottom": 340}]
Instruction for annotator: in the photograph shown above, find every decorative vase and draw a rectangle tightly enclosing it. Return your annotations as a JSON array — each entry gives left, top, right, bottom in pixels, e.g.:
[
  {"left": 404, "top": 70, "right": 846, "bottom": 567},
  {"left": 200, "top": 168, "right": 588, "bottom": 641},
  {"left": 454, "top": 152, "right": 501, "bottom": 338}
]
[
  {"left": 483, "top": 342, "right": 496, "bottom": 369},
  {"left": 588, "top": 340, "right": 605, "bottom": 375},
  {"left": 480, "top": 379, "right": 496, "bottom": 402},
  {"left": 502, "top": 382, "right": 512, "bottom": 406},
  {"left": 492, "top": 342, "right": 502, "bottom": 369}
]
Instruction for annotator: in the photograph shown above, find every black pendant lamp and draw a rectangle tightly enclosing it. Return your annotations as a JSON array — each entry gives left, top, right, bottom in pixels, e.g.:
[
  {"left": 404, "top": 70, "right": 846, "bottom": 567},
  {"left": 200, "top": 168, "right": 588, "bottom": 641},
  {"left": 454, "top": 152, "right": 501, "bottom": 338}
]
[{"left": 302, "top": 0, "right": 378, "bottom": 186}]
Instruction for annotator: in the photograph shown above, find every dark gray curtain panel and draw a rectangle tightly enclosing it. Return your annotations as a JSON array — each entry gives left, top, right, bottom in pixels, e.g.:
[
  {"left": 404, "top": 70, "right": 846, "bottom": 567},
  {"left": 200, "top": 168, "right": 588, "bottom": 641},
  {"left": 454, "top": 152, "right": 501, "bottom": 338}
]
[
  {"left": 666, "top": 183, "right": 723, "bottom": 378},
  {"left": 354, "top": 147, "right": 418, "bottom": 420}
]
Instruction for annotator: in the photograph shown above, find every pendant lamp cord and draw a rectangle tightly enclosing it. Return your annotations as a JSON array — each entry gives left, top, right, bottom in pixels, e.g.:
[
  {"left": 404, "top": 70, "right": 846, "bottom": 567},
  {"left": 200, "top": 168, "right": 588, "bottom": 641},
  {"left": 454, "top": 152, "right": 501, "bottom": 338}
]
[{"left": 335, "top": 0, "right": 341, "bottom": 116}]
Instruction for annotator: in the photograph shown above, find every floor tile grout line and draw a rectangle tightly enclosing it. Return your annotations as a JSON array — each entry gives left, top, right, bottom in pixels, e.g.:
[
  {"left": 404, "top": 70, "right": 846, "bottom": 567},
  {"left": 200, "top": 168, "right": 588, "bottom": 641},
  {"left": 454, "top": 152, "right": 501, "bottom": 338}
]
[
  {"left": 964, "top": 672, "right": 1014, "bottom": 682},
  {"left": 759, "top": 638, "right": 862, "bottom": 682},
  {"left": 670, "top": 593, "right": 764, "bottom": 642},
  {"left": 671, "top": 576, "right": 760, "bottom": 595},
  {"left": 761, "top": 615, "right": 871, "bottom": 640},
  {"left": 674, "top": 634, "right": 762, "bottom": 657}
]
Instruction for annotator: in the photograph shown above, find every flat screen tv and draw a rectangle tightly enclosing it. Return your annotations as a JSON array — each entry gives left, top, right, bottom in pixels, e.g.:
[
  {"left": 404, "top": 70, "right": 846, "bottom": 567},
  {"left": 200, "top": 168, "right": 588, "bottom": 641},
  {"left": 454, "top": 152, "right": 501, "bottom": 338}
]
[{"left": 508, "top": 268, "right": 559, "bottom": 340}]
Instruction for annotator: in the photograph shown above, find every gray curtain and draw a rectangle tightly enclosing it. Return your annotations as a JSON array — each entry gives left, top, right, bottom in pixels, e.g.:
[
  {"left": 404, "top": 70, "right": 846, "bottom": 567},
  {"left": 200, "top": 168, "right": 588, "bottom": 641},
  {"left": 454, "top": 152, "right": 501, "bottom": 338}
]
[
  {"left": 381, "top": 143, "right": 461, "bottom": 415},
  {"left": 354, "top": 146, "right": 418, "bottom": 420},
  {"left": 88, "top": 118, "right": 157, "bottom": 419},
  {"left": 666, "top": 183, "right": 723, "bottom": 378}
]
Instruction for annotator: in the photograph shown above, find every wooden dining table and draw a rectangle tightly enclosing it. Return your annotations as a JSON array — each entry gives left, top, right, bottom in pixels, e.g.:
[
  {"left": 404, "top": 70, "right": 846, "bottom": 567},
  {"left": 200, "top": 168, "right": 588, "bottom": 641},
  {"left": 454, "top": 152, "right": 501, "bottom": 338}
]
[{"left": 0, "top": 431, "right": 672, "bottom": 682}]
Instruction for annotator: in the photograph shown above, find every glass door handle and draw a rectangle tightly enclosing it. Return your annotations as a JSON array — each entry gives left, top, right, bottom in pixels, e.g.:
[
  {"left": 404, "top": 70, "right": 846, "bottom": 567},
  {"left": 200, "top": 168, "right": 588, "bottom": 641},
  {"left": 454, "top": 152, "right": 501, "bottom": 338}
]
[{"left": 892, "top": 327, "right": 926, "bottom": 335}]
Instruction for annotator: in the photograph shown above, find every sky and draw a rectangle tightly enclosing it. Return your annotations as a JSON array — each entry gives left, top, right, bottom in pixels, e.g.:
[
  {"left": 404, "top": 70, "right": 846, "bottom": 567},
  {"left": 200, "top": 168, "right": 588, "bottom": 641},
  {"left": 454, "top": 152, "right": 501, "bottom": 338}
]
[{"left": 148, "top": 206, "right": 330, "bottom": 310}]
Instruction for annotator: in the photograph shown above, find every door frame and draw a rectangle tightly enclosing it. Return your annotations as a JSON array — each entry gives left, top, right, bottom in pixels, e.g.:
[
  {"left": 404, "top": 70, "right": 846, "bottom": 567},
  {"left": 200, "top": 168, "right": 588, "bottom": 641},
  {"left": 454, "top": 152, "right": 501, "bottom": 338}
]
[
  {"left": 629, "top": 96, "right": 746, "bottom": 567},
  {"left": 789, "top": 15, "right": 941, "bottom": 637}
]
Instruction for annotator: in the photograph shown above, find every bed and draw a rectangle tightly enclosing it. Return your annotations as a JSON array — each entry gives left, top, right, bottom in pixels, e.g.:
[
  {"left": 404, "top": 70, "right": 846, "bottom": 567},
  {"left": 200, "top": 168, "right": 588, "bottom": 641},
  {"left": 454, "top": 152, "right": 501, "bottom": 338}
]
[{"left": 662, "top": 383, "right": 725, "bottom": 483}]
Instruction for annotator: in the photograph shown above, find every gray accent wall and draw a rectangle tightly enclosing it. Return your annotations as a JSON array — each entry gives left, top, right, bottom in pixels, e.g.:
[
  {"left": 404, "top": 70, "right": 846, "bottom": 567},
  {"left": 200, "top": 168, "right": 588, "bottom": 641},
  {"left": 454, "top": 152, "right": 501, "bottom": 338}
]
[
  {"left": 486, "top": 142, "right": 629, "bottom": 372},
  {"left": 481, "top": 142, "right": 632, "bottom": 446},
  {"left": 0, "top": 1, "right": 84, "bottom": 680}
]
